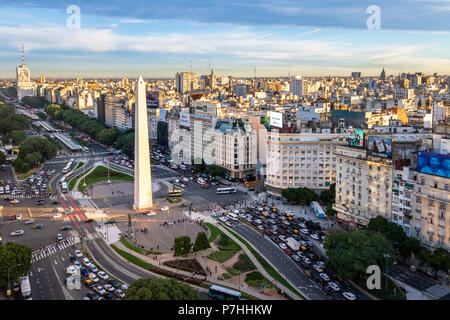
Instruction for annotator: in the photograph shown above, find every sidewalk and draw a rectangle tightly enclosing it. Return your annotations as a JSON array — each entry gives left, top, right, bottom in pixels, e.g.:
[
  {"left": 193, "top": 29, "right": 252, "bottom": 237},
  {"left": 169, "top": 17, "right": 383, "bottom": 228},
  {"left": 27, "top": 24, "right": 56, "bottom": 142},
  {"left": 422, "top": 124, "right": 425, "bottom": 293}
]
[{"left": 113, "top": 240, "right": 272, "bottom": 300}]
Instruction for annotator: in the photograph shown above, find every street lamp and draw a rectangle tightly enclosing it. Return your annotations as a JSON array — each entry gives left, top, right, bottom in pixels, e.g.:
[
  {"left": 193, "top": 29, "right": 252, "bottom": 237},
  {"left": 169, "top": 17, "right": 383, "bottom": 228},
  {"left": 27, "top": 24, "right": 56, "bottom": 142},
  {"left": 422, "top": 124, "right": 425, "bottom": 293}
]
[
  {"left": 383, "top": 253, "right": 391, "bottom": 295},
  {"left": 7, "top": 264, "right": 22, "bottom": 298}
]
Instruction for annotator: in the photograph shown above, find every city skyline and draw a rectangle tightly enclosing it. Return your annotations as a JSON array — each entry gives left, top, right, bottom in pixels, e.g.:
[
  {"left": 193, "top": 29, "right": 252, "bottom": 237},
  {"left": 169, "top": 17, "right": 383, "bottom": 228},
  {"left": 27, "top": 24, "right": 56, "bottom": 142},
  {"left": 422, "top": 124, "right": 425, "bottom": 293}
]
[{"left": 0, "top": 1, "right": 449, "bottom": 78}]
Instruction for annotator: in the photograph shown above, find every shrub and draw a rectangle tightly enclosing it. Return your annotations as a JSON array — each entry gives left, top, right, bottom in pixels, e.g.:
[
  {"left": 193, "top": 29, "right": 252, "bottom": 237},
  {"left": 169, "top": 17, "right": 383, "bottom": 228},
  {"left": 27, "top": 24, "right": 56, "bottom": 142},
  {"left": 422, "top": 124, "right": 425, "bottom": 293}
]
[
  {"left": 174, "top": 236, "right": 191, "bottom": 256},
  {"left": 193, "top": 232, "right": 211, "bottom": 252}
]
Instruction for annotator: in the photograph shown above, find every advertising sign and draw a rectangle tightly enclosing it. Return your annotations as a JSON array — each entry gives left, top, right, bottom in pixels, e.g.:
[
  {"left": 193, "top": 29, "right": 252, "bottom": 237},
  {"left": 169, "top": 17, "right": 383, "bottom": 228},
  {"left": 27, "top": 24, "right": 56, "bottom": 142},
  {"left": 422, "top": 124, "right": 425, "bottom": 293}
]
[
  {"left": 269, "top": 111, "right": 283, "bottom": 128},
  {"left": 368, "top": 136, "right": 392, "bottom": 158},
  {"left": 193, "top": 102, "right": 217, "bottom": 116},
  {"left": 347, "top": 129, "right": 364, "bottom": 148},
  {"left": 417, "top": 151, "right": 450, "bottom": 178},
  {"left": 179, "top": 112, "right": 191, "bottom": 127},
  {"left": 159, "top": 109, "right": 168, "bottom": 122}
]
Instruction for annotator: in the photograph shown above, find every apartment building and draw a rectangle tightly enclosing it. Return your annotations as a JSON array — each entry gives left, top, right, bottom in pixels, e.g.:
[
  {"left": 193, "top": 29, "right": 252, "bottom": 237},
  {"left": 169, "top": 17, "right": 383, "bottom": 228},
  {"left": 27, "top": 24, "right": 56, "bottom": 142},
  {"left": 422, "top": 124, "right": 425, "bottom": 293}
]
[
  {"left": 392, "top": 166, "right": 416, "bottom": 236},
  {"left": 176, "top": 72, "right": 199, "bottom": 94},
  {"left": 265, "top": 130, "right": 347, "bottom": 197},
  {"left": 333, "top": 145, "right": 393, "bottom": 227},
  {"left": 413, "top": 172, "right": 450, "bottom": 250},
  {"left": 104, "top": 94, "right": 133, "bottom": 131}
]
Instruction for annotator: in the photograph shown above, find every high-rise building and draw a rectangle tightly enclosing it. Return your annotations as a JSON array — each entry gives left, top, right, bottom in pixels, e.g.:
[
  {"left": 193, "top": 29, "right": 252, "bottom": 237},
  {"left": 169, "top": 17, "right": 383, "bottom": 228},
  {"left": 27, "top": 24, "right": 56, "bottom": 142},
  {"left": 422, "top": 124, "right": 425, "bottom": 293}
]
[
  {"left": 176, "top": 72, "right": 199, "bottom": 94},
  {"left": 290, "top": 75, "right": 304, "bottom": 97},
  {"left": 351, "top": 72, "right": 361, "bottom": 80},
  {"left": 134, "top": 75, "right": 153, "bottom": 210},
  {"left": 16, "top": 45, "right": 36, "bottom": 101}
]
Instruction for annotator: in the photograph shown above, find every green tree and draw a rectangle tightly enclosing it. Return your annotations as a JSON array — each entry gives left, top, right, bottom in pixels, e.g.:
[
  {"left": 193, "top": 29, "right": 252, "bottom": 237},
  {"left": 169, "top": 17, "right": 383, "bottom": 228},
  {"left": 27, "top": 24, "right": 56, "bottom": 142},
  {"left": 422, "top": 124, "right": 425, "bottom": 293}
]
[
  {"left": 324, "top": 230, "right": 395, "bottom": 279},
  {"left": 326, "top": 203, "right": 337, "bottom": 217},
  {"left": 24, "top": 152, "right": 42, "bottom": 167},
  {"left": 21, "top": 96, "right": 47, "bottom": 108},
  {"left": 12, "top": 158, "right": 29, "bottom": 173},
  {"left": 8, "top": 130, "right": 27, "bottom": 145},
  {"left": 0, "top": 242, "right": 33, "bottom": 289},
  {"left": 367, "top": 216, "right": 407, "bottom": 247},
  {"left": 416, "top": 248, "right": 432, "bottom": 268},
  {"left": 428, "top": 248, "right": 450, "bottom": 279},
  {"left": 320, "top": 183, "right": 336, "bottom": 204},
  {"left": 125, "top": 278, "right": 199, "bottom": 300},
  {"left": 192, "top": 232, "right": 211, "bottom": 252},
  {"left": 205, "top": 165, "right": 226, "bottom": 177},
  {"left": 97, "top": 128, "right": 120, "bottom": 146},
  {"left": 37, "top": 112, "right": 47, "bottom": 120},
  {"left": 115, "top": 132, "right": 134, "bottom": 158},
  {"left": 174, "top": 236, "right": 192, "bottom": 256},
  {"left": 282, "top": 187, "right": 319, "bottom": 205},
  {"left": 398, "top": 237, "right": 422, "bottom": 260}
]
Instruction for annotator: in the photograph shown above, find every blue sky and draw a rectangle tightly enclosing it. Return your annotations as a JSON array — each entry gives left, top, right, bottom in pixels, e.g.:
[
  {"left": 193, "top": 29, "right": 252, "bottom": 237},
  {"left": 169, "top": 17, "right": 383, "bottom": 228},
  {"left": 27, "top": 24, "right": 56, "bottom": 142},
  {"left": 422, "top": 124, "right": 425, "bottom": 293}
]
[{"left": 0, "top": 0, "right": 449, "bottom": 78}]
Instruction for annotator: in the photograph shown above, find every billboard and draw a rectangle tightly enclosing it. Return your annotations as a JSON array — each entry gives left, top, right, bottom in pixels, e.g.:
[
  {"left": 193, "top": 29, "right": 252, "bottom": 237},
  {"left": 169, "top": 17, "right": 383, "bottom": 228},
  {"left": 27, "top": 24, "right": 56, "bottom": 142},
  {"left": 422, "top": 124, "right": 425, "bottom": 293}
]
[
  {"left": 347, "top": 129, "right": 364, "bottom": 148},
  {"left": 269, "top": 111, "right": 283, "bottom": 128},
  {"left": 159, "top": 109, "right": 168, "bottom": 122},
  {"left": 368, "top": 136, "right": 392, "bottom": 158},
  {"left": 417, "top": 151, "right": 450, "bottom": 178},
  {"left": 179, "top": 112, "right": 191, "bottom": 127},
  {"left": 193, "top": 102, "right": 217, "bottom": 116}
]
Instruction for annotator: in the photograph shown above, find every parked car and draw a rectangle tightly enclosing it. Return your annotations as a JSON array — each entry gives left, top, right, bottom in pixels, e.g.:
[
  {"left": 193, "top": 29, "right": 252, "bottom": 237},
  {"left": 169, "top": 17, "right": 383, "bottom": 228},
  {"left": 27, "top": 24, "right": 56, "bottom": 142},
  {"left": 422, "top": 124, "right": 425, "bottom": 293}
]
[
  {"left": 89, "top": 263, "right": 98, "bottom": 273},
  {"left": 89, "top": 273, "right": 99, "bottom": 283},
  {"left": 292, "top": 254, "right": 301, "bottom": 262},
  {"left": 279, "top": 243, "right": 287, "bottom": 250},
  {"left": 104, "top": 284, "right": 115, "bottom": 292},
  {"left": 94, "top": 285, "right": 106, "bottom": 296},
  {"left": 84, "top": 279, "right": 94, "bottom": 288},
  {"left": 23, "top": 219, "right": 35, "bottom": 225},
  {"left": 328, "top": 282, "right": 341, "bottom": 292},
  {"left": 313, "top": 264, "right": 324, "bottom": 273},
  {"left": 33, "top": 224, "right": 43, "bottom": 229},
  {"left": 114, "top": 288, "right": 125, "bottom": 299},
  {"left": 98, "top": 271, "right": 109, "bottom": 280},
  {"left": 74, "top": 250, "right": 83, "bottom": 258},
  {"left": 57, "top": 234, "right": 63, "bottom": 241},
  {"left": 108, "top": 279, "right": 120, "bottom": 287},
  {"left": 343, "top": 292, "right": 356, "bottom": 300},
  {"left": 319, "top": 273, "right": 330, "bottom": 282},
  {"left": 87, "top": 291, "right": 99, "bottom": 300},
  {"left": 82, "top": 258, "right": 91, "bottom": 267}
]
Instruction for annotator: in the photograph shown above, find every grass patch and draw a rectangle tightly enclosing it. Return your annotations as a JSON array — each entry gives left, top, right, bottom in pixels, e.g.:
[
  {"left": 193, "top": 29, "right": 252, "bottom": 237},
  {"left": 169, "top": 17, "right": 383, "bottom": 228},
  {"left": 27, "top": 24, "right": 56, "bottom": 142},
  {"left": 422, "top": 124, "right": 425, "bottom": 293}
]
[
  {"left": 245, "top": 271, "right": 269, "bottom": 287},
  {"left": 221, "top": 224, "right": 306, "bottom": 300},
  {"left": 233, "top": 253, "right": 256, "bottom": 272},
  {"left": 111, "top": 244, "right": 155, "bottom": 271},
  {"left": 357, "top": 274, "right": 406, "bottom": 300},
  {"left": 207, "top": 250, "right": 237, "bottom": 263},
  {"left": 226, "top": 267, "right": 240, "bottom": 276},
  {"left": 206, "top": 223, "right": 222, "bottom": 243},
  {"left": 78, "top": 165, "right": 133, "bottom": 192},
  {"left": 119, "top": 237, "right": 162, "bottom": 255},
  {"left": 75, "top": 162, "right": 85, "bottom": 171},
  {"left": 205, "top": 223, "right": 241, "bottom": 263},
  {"left": 222, "top": 273, "right": 232, "bottom": 279}
]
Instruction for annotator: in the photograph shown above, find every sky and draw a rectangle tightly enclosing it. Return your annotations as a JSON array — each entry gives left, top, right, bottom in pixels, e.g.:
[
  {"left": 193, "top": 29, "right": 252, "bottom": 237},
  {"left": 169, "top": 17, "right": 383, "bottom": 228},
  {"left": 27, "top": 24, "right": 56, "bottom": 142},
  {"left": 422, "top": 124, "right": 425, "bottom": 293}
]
[{"left": 0, "top": 0, "right": 449, "bottom": 78}]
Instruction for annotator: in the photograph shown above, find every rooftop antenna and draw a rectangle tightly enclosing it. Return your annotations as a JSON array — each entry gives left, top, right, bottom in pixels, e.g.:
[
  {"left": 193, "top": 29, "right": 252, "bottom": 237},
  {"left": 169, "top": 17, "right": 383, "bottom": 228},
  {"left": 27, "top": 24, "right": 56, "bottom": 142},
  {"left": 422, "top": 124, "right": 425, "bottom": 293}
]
[
  {"left": 21, "top": 43, "right": 25, "bottom": 65},
  {"left": 190, "top": 60, "right": 192, "bottom": 73}
]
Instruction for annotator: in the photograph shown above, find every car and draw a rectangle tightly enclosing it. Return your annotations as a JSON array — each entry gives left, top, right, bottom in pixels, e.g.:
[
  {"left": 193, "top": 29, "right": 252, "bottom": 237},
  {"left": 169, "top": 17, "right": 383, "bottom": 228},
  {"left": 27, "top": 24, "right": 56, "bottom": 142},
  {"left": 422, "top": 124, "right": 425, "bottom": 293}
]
[
  {"left": 219, "top": 216, "right": 228, "bottom": 222},
  {"left": 10, "top": 230, "right": 24, "bottom": 236},
  {"left": 279, "top": 243, "right": 287, "bottom": 250},
  {"left": 81, "top": 268, "right": 91, "bottom": 277},
  {"left": 284, "top": 248, "right": 292, "bottom": 255},
  {"left": 10, "top": 215, "right": 16, "bottom": 221},
  {"left": 82, "top": 258, "right": 91, "bottom": 267},
  {"left": 225, "top": 221, "right": 233, "bottom": 227},
  {"left": 306, "top": 241, "right": 314, "bottom": 247},
  {"left": 311, "top": 233, "right": 320, "bottom": 240},
  {"left": 264, "top": 229, "right": 272, "bottom": 235},
  {"left": 328, "top": 282, "right": 341, "bottom": 292},
  {"left": 146, "top": 211, "right": 156, "bottom": 216},
  {"left": 105, "top": 218, "right": 116, "bottom": 224},
  {"left": 98, "top": 271, "right": 109, "bottom": 280},
  {"left": 66, "top": 266, "right": 77, "bottom": 275},
  {"left": 298, "top": 251, "right": 306, "bottom": 258},
  {"left": 292, "top": 254, "right": 301, "bottom": 262},
  {"left": 300, "top": 229, "right": 309, "bottom": 234},
  {"left": 279, "top": 235, "right": 287, "bottom": 242},
  {"left": 10, "top": 199, "right": 20, "bottom": 204},
  {"left": 271, "top": 229, "right": 278, "bottom": 235},
  {"left": 89, "top": 273, "right": 99, "bottom": 283},
  {"left": 313, "top": 264, "right": 324, "bottom": 273},
  {"left": 16, "top": 214, "right": 22, "bottom": 220},
  {"left": 70, "top": 255, "right": 77, "bottom": 263},
  {"left": 57, "top": 234, "right": 63, "bottom": 241},
  {"left": 35, "top": 199, "right": 46, "bottom": 205},
  {"left": 87, "top": 291, "right": 99, "bottom": 300},
  {"left": 89, "top": 263, "right": 98, "bottom": 273},
  {"left": 52, "top": 213, "right": 62, "bottom": 219},
  {"left": 114, "top": 288, "right": 125, "bottom": 299},
  {"left": 33, "top": 224, "right": 43, "bottom": 229},
  {"left": 343, "top": 292, "right": 356, "bottom": 300},
  {"left": 257, "top": 225, "right": 264, "bottom": 231},
  {"left": 319, "top": 273, "right": 330, "bottom": 282},
  {"left": 60, "top": 225, "right": 72, "bottom": 231},
  {"left": 108, "top": 279, "right": 120, "bottom": 287},
  {"left": 82, "top": 297, "right": 91, "bottom": 300},
  {"left": 254, "top": 219, "right": 262, "bottom": 224},
  {"left": 304, "top": 269, "right": 311, "bottom": 278},
  {"left": 121, "top": 284, "right": 128, "bottom": 291},
  {"left": 316, "top": 261, "right": 326, "bottom": 269},
  {"left": 74, "top": 250, "right": 83, "bottom": 258},
  {"left": 161, "top": 206, "right": 169, "bottom": 211},
  {"left": 24, "top": 219, "right": 35, "bottom": 225},
  {"left": 74, "top": 260, "right": 81, "bottom": 268},
  {"left": 302, "top": 257, "right": 311, "bottom": 265},
  {"left": 272, "top": 236, "right": 279, "bottom": 243},
  {"left": 104, "top": 284, "right": 115, "bottom": 292},
  {"left": 323, "top": 285, "right": 333, "bottom": 295},
  {"left": 103, "top": 292, "right": 115, "bottom": 300}
]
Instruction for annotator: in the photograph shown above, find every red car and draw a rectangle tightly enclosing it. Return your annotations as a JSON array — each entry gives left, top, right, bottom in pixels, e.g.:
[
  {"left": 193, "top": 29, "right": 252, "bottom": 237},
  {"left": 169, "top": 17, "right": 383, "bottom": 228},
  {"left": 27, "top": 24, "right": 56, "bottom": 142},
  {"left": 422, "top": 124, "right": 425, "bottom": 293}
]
[
  {"left": 284, "top": 248, "right": 293, "bottom": 255},
  {"left": 272, "top": 236, "right": 279, "bottom": 243},
  {"left": 10, "top": 215, "right": 16, "bottom": 220},
  {"left": 279, "top": 229, "right": 286, "bottom": 235},
  {"left": 264, "top": 229, "right": 272, "bottom": 235}
]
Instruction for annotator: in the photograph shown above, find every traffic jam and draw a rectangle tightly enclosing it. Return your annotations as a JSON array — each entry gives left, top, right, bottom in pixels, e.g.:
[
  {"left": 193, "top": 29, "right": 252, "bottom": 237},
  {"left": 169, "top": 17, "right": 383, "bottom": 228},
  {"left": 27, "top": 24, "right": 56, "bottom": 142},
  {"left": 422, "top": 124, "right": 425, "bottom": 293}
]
[{"left": 218, "top": 203, "right": 358, "bottom": 300}]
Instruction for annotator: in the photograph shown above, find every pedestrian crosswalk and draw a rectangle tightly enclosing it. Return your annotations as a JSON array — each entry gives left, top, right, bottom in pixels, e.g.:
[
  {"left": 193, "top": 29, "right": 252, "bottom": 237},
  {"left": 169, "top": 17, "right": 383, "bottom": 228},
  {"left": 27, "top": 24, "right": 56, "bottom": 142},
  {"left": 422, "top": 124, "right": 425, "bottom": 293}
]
[
  {"left": 31, "top": 237, "right": 78, "bottom": 263},
  {"left": 83, "top": 232, "right": 102, "bottom": 241}
]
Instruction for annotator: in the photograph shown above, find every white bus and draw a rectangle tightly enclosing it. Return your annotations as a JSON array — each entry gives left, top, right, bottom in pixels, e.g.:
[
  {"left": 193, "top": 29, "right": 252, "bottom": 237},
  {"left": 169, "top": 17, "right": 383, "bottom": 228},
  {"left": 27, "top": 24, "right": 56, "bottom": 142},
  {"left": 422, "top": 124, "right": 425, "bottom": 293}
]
[
  {"left": 61, "top": 182, "right": 68, "bottom": 193},
  {"left": 62, "top": 161, "right": 73, "bottom": 173},
  {"left": 20, "top": 275, "right": 32, "bottom": 300},
  {"left": 216, "top": 187, "right": 237, "bottom": 195},
  {"left": 226, "top": 213, "right": 239, "bottom": 221}
]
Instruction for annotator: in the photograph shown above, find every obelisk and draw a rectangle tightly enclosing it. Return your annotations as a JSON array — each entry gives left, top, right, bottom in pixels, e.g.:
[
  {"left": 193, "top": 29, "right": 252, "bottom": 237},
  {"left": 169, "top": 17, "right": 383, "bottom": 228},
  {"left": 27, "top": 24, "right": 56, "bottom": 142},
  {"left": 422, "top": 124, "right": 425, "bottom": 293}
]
[{"left": 134, "top": 75, "right": 153, "bottom": 209}]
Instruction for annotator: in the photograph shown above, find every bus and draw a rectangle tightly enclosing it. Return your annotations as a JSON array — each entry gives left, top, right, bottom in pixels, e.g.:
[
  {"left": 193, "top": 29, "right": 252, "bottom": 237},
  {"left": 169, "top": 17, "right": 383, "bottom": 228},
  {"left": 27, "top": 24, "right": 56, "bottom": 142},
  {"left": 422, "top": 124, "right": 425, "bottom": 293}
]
[
  {"left": 310, "top": 201, "right": 326, "bottom": 219},
  {"left": 216, "top": 187, "right": 237, "bottom": 195},
  {"left": 62, "top": 161, "right": 73, "bottom": 173},
  {"left": 20, "top": 275, "right": 32, "bottom": 300},
  {"left": 208, "top": 285, "right": 241, "bottom": 300},
  {"left": 168, "top": 190, "right": 182, "bottom": 197},
  {"left": 61, "top": 182, "right": 68, "bottom": 193}
]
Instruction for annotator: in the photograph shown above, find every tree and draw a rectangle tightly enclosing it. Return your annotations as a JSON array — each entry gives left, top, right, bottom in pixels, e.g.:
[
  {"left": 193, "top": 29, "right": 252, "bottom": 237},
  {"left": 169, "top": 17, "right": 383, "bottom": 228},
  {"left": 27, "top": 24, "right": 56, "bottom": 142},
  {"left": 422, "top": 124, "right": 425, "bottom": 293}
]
[
  {"left": 8, "top": 130, "right": 27, "bottom": 145},
  {"left": 25, "top": 152, "right": 42, "bottom": 167},
  {"left": 125, "top": 278, "right": 199, "bottom": 300},
  {"left": 326, "top": 203, "right": 337, "bottom": 217},
  {"left": 37, "top": 112, "right": 47, "bottom": 120},
  {"left": 282, "top": 187, "right": 319, "bottom": 205},
  {"left": 192, "top": 232, "right": 210, "bottom": 252},
  {"left": 115, "top": 132, "right": 134, "bottom": 158},
  {"left": 97, "top": 128, "right": 120, "bottom": 146},
  {"left": 0, "top": 242, "right": 32, "bottom": 289},
  {"left": 174, "top": 236, "right": 191, "bottom": 256},
  {"left": 324, "top": 230, "right": 395, "bottom": 279},
  {"left": 21, "top": 96, "right": 46, "bottom": 108},
  {"left": 320, "top": 183, "right": 336, "bottom": 204},
  {"left": 416, "top": 248, "right": 432, "bottom": 268},
  {"left": 0, "top": 151, "right": 6, "bottom": 165},
  {"left": 12, "top": 158, "right": 29, "bottom": 173},
  {"left": 398, "top": 237, "right": 422, "bottom": 260},
  {"left": 428, "top": 248, "right": 450, "bottom": 279},
  {"left": 367, "top": 216, "right": 407, "bottom": 247}
]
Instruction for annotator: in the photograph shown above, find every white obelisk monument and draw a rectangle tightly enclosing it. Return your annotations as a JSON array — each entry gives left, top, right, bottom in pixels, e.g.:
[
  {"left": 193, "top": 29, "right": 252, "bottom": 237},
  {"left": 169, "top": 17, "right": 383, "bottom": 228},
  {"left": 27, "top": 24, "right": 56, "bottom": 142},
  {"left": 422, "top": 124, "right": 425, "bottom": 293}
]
[{"left": 134, "top": 75, "right": 153, "bottom": 210}]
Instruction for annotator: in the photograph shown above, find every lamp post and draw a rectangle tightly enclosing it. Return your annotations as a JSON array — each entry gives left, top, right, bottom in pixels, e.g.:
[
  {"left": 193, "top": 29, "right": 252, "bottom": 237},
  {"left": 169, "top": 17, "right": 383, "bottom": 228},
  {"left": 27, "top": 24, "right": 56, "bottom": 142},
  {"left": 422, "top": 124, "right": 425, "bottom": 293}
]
[
  {"left": 7, "top": 264, "right": 22, "bottom": 299},
  {"left": 383, "top": 253, "right": 391, "bottom": 295}
]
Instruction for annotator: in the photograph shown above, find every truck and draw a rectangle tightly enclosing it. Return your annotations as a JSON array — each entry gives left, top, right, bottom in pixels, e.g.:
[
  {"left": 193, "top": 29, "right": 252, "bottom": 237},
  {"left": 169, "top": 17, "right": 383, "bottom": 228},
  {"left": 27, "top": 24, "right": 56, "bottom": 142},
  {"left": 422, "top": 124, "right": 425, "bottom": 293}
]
[
  {"left": 20, "top": 275, "right": 32, "bottom": 300},
  {"left": 286, "top": 237, "right": 300, "bottom": 252}
]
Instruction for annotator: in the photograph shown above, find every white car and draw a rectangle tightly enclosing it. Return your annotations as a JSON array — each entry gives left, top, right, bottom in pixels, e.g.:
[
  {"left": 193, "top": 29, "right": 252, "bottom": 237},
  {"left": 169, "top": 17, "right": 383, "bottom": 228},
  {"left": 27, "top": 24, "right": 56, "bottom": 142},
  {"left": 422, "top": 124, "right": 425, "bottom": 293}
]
[
  {"left": 98, "top": 271, "right": 109, "bottom": 280},
  {"left": 254, "top": 219, "right": 262, "bottom": 224},
  {"left": 300, "top": 229, "right": 309, "bottom": 235},
  {"left": 311, "top": 234, "right": 320, "bottom": 240},
  {"left": 257, "top": 207, "right": 264, "bottom": 212},
  {"left": 146, "top": 211, "right": 157, "bottom": 216},
  {"left": 82, "top": 258, "right": 91, "bottom": 267},
  {"left": 66, "top": 266, "right": 77, "bottom": 275},
  {"left": 292, "top": 255, "right": 301, "bottom": 262},
  {"left": 302, "top": 257, "right": 311, "bottom": 265},
  {"left": 257, "top": 225, "right": 264, "bottom": 231},
  {"left": 279, "top": 243, "right": 287, "bottom": 250},
  {"left": 89, "top": 273, "right": 100, "bottom": 283},
  {"left": 313, "top": 264, "right": 324, "bottom": 273},
  {"left": 328, "top": 282, "right": 341, "bottom": 292},
  {"left": 10, "top": 199, "right": 20, "bottom": 204},
  {"left": 343, "top": 292, "right": 356, "bottom": 300},
  {"left": 16, "top": 214, "right": 22, "bottom": 220},
  {"left": 317, "top": 261, "right": 326, "bottom": 268},
  {"left": 121, "top": 284, "right": 128, "bottom": 291},
  {"left": 161, "top": 206, "right": 169, "bottom": 211},
  {"left": 10, "top": 230, "right": 24, "bottom": 236},
  {"left": 279, "top": 235, "right": 287, "bottom": 242},
  {"left": 239, "top": 214, "right": 246, "bottom": 219},
  {"left": 219, "top": 216, "right": 228, "bottom": 222},
  {"left": 94, "top": 285, "right": 106, "bottom": 295},
  {"left": 74, "top": 250, "right": 83, "bottom": 258},
  {"left": 89, "top": 263, "right": 98, "bottom": 273},
  {"left": 114, "top": 288, "right": 125, "bottom": 299},
  {"left": 53, "top": 213, "right": 62, "bottom": 219},
  {"left": 104, "top": 284, "right": 115, "bottom": 292},
  {"left": 319, "top": 273, "right": 330, "bottom": 282}
]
